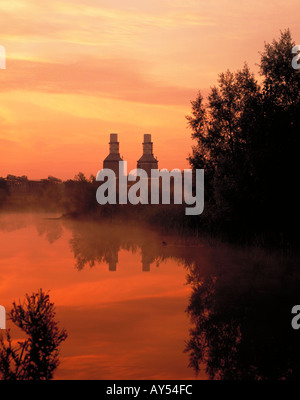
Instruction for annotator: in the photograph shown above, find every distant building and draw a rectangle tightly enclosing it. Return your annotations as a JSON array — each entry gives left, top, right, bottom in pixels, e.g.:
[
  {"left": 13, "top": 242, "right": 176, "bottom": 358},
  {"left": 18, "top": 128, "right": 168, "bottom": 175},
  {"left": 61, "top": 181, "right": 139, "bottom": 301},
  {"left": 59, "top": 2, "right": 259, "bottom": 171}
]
[
  {"left": 6, "top": 175, "right": 62, "bottom": 194},
  {"left": 103, "top": 133, "right": 123, "bottom": 178},
  {"left": 137, "top": 134, "right": 158, "bottom": 176}
]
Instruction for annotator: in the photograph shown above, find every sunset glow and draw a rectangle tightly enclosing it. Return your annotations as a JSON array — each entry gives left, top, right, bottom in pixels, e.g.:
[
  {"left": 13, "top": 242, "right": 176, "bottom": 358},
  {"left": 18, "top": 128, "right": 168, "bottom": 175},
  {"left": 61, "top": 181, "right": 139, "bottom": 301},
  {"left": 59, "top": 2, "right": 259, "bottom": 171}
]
[{"left": 0, "top": 0, "right": 299, "bottom": 179}]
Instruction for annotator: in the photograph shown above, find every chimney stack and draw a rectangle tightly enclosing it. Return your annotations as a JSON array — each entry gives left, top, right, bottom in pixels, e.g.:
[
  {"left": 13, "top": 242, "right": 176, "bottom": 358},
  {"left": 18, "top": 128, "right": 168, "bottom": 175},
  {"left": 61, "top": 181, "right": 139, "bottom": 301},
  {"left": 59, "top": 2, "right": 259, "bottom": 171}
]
[
  {"left": 137, "top": 134, "right": 158, "bottom": 175},
  {"left": 143, "top": 134, "right": 153, "bottom": 155},
  {"left": 109, "top": 133, "right": 120, "bottom": 154},
  {"left": 103, "top": 133, "right": 123, "bottom": 177}
]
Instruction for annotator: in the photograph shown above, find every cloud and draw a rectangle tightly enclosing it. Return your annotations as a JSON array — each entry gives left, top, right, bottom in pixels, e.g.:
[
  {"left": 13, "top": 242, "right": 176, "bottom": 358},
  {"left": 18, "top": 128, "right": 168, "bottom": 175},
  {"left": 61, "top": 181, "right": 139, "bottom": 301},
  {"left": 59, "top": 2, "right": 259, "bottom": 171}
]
[
  {"left": 0, "top": 0, "right": 215, "bottom": 45},
  {"left": 1, "top": 56, "right": 197, "bottom": 106}
]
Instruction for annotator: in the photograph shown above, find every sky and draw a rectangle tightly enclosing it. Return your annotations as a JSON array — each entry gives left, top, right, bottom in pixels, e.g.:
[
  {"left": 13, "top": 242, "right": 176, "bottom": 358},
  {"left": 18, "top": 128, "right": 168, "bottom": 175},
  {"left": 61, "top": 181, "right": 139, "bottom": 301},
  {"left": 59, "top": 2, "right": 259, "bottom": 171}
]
[{"left": 0, "top": 0, "right": 299, "bottom": 179}]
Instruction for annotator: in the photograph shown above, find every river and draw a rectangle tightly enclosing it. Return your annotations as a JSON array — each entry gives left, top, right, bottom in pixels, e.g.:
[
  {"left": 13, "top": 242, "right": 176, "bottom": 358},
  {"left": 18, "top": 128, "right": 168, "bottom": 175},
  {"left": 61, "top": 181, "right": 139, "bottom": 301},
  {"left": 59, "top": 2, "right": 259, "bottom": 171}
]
[{"left": 0, "top": 213, "right": 299, "bottom": 380}]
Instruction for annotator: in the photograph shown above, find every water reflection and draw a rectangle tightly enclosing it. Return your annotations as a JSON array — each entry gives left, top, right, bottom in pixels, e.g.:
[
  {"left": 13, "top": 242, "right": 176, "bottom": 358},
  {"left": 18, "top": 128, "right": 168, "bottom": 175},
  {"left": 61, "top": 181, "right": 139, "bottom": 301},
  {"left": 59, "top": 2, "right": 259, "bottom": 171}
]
[
  {"left": 67, "top": 222, "right": 162, "bottom": 272},
  {"left": 32, "top": 215, "right": 197, "bottom": 273},
  {"left": 185, "top": 248, "right": 300, "bottom": 379},
  {"left": 0, "top": 213, "right": 299, "bottom": 379},
  {"left": 0, "top": 213, "right": 195, "bottom": 379}
]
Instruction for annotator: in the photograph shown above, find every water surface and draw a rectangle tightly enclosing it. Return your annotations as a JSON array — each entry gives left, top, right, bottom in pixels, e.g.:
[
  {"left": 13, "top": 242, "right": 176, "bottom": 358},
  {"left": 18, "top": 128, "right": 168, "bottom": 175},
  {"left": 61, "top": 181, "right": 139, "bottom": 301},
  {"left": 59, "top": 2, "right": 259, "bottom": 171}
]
[{"left": 0, "top": 213, "right": 299, "bottom": 380}]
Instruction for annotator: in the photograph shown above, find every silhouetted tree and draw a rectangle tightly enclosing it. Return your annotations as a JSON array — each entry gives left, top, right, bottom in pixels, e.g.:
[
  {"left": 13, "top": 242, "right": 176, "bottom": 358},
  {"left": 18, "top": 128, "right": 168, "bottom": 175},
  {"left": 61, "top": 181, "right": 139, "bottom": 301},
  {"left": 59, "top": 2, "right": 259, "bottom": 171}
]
[
  {"left": 187, "top": 29, "right": 300, "bottom": 245},
  {"left": 63, "top": 172, "right": 98, "bottom": 214},
  {"left": 0, "top": 290, "right": 67, "bottom": 380},
  {"left": 0, "top": 178, "right": 9, "bottom": 208}
]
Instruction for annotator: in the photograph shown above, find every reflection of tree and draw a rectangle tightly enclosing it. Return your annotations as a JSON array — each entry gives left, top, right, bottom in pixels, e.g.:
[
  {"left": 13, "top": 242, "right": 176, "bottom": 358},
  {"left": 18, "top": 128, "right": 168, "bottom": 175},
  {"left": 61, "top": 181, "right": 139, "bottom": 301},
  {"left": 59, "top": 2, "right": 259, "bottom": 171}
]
[
  {"left": 185, "top": 253, "right": 300, "bottom": 380},
  {"left": 0, "top": 215, "right": 63, "bottom": 244},
  {"left": 64, "top": 219, "right": 204, "bottom": 272},
  {"left": 70, "top": 231, "right": 123, "bottom": 270},
  {"left": 0, "top": 290, "right": 67, "bottom": 380},
  {"left": 35, "top": 218, "right": 63, "bottom": 244},
  {"left": 0, "top": 214, "right": 195, "bottom": 271},
  {"left": 185, "top": 274, "right": 243, "bottom": 379},
  {"left": 66, "top": 221, "right": 169, "bottom": 271},
  {"left": 0, "top": 214, "right": 33, "bottom": 233}
]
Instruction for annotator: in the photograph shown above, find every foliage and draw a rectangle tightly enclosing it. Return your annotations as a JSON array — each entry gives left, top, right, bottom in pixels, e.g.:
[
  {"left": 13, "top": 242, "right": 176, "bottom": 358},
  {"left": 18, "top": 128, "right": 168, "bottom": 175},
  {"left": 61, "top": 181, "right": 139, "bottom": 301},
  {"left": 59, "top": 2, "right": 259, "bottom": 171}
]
[
  {"left": 187, "top": 29, "right": 300, "bottom": 244},
  {"left": 0, "top": 289, "right": 67, "bottom": 380},
  {"left": 63, "top": 172, "right": 98, "bottom": 214}
]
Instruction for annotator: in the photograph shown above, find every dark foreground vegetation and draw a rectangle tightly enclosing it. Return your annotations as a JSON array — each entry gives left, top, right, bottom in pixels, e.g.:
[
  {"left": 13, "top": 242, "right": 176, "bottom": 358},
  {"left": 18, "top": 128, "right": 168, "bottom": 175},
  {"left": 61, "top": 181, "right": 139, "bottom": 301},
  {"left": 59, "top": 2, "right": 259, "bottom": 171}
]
[
  {"left": 186, "top": 29, "right": 300, "bottom": 248},
  {"left": 0, "top": 290, "right": 67, "bottom": 380},
  {"left": 0, "top": 30, "right": 299, "bottom": 250}
]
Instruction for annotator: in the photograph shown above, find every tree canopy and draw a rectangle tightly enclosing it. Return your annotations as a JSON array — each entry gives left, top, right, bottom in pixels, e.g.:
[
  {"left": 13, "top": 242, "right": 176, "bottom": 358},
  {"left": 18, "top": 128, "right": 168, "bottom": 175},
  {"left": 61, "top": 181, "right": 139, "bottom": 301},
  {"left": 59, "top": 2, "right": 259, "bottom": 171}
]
[
  {"left": 0, "top": 290, "right": 67, "bottom": 380},
  {"left": 187, "top": 29, "right": 300, "bottom": 244}
]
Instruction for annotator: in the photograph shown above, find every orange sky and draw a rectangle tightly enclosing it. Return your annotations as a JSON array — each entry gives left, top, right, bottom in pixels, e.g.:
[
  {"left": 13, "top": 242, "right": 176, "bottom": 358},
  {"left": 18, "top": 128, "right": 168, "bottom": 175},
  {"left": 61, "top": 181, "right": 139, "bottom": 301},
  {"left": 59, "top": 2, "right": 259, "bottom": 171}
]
[{"left": 0, "top": 0, "right": 299, "bottom": 179}]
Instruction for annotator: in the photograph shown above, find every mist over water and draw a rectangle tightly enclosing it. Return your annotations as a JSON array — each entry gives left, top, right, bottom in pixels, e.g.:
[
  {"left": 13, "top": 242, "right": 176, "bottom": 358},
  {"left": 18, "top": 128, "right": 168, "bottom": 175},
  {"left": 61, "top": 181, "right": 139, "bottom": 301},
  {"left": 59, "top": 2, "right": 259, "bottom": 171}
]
[{"left": 0, "top": 212, "right": 299, "bottom": 380}]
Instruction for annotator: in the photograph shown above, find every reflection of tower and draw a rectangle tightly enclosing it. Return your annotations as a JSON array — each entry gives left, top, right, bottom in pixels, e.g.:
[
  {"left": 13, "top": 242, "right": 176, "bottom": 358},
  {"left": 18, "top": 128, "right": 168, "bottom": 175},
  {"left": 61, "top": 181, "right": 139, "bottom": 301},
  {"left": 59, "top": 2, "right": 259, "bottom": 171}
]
[
  {"left": 108, "top": 250, "right": 119, "bottom": 272},
  {"left": 141, "top": 246, "right": 154, "bottom": 272},
  {"left": 137, "top": 134, "right": 158, "bottom": 176},
  {"left": 142, "top": 257, "right": 150, "bottom": 272},
  {"left": 103, "top": 133, "right": 123, "bottom": 177}
]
